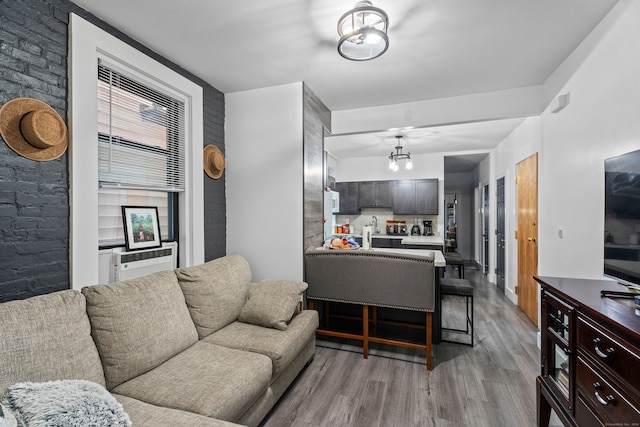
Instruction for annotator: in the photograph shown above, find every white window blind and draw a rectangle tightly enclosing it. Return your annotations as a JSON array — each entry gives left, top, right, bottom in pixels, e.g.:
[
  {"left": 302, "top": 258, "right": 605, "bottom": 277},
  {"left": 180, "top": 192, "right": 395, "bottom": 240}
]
[{"left": 98, "top": 61, "right": 185, "bottom": 192}]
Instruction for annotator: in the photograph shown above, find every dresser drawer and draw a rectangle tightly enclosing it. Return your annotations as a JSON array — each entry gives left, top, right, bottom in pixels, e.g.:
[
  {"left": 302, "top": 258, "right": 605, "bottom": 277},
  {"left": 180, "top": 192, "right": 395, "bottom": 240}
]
[
  {"left": 576, "top": 356, "right": 640, "bottom": 424},
  {"left": 575, "top": 395, "right": 604, "bottom": 427},
  {"left": 577, "top": 315, "right": 640, "bottom": 395}
]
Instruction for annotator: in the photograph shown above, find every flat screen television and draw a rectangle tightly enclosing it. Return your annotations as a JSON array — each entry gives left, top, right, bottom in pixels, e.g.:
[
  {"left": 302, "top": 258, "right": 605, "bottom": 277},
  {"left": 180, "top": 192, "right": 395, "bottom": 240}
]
[{"left": 604, "top": 148, "right": 640, "bottom": 286}]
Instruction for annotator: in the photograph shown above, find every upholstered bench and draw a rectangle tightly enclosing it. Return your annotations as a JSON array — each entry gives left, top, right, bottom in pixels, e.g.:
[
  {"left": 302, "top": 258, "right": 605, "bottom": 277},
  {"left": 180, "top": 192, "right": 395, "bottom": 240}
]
[{"left": 439, "top": 277, "right": 474, "bottom": 346}]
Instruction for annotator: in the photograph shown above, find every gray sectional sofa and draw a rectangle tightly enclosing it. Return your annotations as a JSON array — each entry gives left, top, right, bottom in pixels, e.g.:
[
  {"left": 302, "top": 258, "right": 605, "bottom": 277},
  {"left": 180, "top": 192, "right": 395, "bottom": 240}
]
[{"left": 0, "top": 255, "right": 318, "bottom": 426}]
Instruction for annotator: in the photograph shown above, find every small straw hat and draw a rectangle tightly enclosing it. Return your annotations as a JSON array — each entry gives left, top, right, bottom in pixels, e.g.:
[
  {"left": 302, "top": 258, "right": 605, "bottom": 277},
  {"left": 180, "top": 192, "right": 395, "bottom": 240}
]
[
  {"left": 203, "top": 144, "right": 225, "bottom": 179},
  {"left": 0, "top": 98, "right": 68, "bottom": 161}
]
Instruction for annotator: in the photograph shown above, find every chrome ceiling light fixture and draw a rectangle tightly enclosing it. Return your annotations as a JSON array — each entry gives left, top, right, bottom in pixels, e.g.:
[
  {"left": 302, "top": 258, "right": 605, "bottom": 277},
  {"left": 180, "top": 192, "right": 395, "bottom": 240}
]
[
  {"left": 388, "top": 135, "right": 412, "bottom": 171},
  {"left": 337, "top": 1, "right": 389, "bottom": 61}
]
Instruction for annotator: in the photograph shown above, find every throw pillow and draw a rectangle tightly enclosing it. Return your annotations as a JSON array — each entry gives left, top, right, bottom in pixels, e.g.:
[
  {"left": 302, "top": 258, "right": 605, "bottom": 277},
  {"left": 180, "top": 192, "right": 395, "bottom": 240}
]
[
  {"left": 239, "top": 281, "right": 308, "bottom": 330},
  {"left": 0, "top": 402, "right": 20, "bottom": 427},
  {"left": 1, "top": 380, "right": 131, "bottom": 427}
]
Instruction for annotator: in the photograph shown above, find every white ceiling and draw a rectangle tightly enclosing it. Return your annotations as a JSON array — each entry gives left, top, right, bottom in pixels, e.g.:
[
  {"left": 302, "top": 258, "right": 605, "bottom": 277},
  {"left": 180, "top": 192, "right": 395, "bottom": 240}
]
[
  {"left": 324, "top": 118, "right": 526, "bottom": 159},
  {"left": 70, "top": 0, "right": 618, "bottom": 165}
]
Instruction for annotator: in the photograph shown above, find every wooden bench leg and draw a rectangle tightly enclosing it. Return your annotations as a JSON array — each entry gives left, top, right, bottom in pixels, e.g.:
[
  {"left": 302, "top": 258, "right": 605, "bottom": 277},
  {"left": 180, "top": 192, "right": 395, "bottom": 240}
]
[
  {"left": 325, "top": 301, "right": 330, "bottom": 329},
  {"left": 363, "top": 305, "right": 369, "bottom": 359},
  {"left": 426, "top": 312, "right": 433, "bottom": 370},
  {"left": 372, "top": 306, "right": 378, "bottom": 337}
]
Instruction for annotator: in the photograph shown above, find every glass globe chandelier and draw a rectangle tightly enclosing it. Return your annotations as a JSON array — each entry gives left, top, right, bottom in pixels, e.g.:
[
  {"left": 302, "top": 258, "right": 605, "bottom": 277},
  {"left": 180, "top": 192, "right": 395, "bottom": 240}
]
[
  {"left": 337, "top": 1, "right": 389, "bottom": 61},
  {"left": 388, "top": 135, "right": 412, "bottom": 171}
]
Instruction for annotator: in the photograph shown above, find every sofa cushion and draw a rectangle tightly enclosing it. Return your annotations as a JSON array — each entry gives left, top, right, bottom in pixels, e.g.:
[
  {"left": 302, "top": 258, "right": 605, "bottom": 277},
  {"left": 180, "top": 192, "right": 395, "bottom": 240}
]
[
  {"left": 82, "top": 270, "right": 198, "bottom": 390},
  {"left": 175, "top": 255, "right": 251, "bottom": 338},
  {"left": 113, "top": 394, "right": 243, "bottom": 427},
  {"left": 112, "top": 341, "right": 271, "bottom": 422},
  {"left": 203, "top": 310, "right": 319, "bottom": 379},
  {"left": 238, "top": 281, "right": 307, "bottom": 330},
  {"left": 0, "top": 290, "right": 105, "bottom": 396}
]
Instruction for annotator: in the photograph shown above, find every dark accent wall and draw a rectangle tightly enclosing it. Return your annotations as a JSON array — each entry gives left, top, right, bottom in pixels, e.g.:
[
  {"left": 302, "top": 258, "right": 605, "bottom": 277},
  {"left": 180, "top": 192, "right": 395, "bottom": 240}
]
[
  {"left": 303, "top": 84, "right": 331, "bottom": 251},
  {"left": 203, "top": 86, "right": 226, "bottom": 261},
  {"left": 0, "top": 0, "right": 225, "bottom": 302}
]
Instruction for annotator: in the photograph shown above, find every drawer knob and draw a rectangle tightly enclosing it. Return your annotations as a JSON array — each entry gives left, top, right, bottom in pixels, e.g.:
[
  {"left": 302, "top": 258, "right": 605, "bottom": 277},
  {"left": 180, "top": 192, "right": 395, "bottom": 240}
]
[
  {"left": 592, "top": 383, "right": 615, "bottom": 406},
  {"left": 593, "top": 338, "right": 615, "bottom": 359}
]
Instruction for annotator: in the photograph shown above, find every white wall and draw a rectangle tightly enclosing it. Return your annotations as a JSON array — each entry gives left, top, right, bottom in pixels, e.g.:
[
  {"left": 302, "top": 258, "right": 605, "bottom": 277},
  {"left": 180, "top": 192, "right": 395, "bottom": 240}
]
[
  {"left": 537, "top": 0, "right": 640, "bottom": 279},
  {"left": 493, "top": 117, "right": 542, "bottom": 303},
  {"left": 335, "top": 153, "right": 446, "bottom": 236},
  {"left": 225, "top": 83, "right": 304, "bottom": 282},
  {"left": 487, "top": 0, "right": 640, "bottom": 308},
  {"left": 474, "top": 155, "right": 494, "bottom": 281},
  {"left": 332, "top": 86, "right": 543, "bottom": 135}
]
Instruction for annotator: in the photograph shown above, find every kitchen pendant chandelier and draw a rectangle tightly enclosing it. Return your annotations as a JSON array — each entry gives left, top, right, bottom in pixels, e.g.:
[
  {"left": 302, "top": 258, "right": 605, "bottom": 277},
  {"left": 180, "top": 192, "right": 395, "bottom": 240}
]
[
  {"left": 337, "top": 1, "right": 389, "bottom": 61},
  {"left": 388, "top": 135, "right": 412, "bottom": 171}
]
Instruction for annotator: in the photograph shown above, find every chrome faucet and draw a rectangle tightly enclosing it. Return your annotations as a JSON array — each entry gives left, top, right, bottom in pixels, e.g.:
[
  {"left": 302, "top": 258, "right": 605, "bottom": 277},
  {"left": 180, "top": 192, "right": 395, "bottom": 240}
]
[{"left": 371, "top": 216, "right": 378, "bottom": 234}]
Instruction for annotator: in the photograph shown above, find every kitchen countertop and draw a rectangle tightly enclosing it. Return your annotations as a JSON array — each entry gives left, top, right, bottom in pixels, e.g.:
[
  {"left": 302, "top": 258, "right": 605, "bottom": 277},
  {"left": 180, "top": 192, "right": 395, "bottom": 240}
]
[
  {"left": 320, "top": 246, "right": 446, "bottom": 267},
  {"left": 370, "top": 248, "right": 446, "bottom": 267},
  {"left": 334, "top": 233, "right": 444, "bottom": 245},
  {"left": 400, "top": 236, "right": 445, "bottom": 246}
]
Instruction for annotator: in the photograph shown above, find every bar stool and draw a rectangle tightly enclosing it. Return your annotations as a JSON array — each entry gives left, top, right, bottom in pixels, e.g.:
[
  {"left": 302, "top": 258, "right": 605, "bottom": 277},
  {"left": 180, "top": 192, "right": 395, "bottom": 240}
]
[
  {"left": 440, "top": 277, "right": 474, "bottom": 346},
  {"left": 443, "top": 252, "right": 465, "bottom": 278}
]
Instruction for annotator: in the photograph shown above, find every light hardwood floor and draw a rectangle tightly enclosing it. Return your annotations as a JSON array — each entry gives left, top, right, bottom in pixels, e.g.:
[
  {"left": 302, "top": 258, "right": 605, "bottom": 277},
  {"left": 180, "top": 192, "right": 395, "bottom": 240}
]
[{"left": 262, "top": 266, "right": 564, "bottom": 427}]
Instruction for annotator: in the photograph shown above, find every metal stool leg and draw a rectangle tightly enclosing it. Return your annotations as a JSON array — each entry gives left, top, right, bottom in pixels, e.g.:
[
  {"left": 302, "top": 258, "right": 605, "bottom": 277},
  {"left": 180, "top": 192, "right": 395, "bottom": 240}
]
[{"left": 441, "top": 291, "right": 474, "bottom": 347}]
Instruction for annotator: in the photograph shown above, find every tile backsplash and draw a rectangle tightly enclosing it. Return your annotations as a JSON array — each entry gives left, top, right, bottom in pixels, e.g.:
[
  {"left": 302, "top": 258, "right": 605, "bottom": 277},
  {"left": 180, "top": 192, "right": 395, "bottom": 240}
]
[{"left": 335, "top": 208, "right": 438, "bottom": 235}]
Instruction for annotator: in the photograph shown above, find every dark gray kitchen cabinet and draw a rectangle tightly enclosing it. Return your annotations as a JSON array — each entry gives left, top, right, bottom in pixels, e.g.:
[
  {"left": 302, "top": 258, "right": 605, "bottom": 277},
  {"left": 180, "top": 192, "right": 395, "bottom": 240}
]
[
  {"left": 358, "top": 181, "right": 392, "bottom": 208},
  {"left": 392, "top": 179, "right": 438, "bottom": 215},
  {"left": 372, "top": 237, "right": 403, "bottom": 249},
  {"left": 335, "top": 182, "right": 359, "bottom": 214},
  {"left": 392, "top": 180, "right": 415, "bottom": 214},
  {"left": 415, "top": 179, "right": 438, "bottom": 214}
]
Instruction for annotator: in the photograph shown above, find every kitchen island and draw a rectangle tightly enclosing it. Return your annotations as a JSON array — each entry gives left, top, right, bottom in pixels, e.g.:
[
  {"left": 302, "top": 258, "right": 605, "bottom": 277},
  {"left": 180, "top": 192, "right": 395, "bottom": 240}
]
[
  {"left": 365, "top": 247, "right": 446, "bottom": 266},
  {"left": 334, "top": 233, "right": 445, "bottom": 251}
]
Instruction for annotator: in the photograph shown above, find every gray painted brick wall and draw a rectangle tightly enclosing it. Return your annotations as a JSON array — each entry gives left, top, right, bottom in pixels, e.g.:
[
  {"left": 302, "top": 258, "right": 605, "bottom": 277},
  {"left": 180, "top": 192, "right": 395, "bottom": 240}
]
[{"left": 0, "top": 0, "right": 225, "bottom": 302}]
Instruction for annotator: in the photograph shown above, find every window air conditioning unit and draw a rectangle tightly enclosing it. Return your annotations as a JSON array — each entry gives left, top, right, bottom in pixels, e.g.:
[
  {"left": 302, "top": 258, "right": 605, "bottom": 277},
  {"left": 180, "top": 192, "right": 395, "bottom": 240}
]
[{"left": 113, "top": 242, "right": 178, "bottom": 282}]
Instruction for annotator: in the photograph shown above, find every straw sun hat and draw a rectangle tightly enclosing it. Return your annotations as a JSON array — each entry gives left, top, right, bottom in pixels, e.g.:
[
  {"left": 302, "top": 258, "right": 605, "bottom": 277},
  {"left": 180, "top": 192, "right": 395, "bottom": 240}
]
[
  {"left": 203, "top": 144, "right": 225, "bottom": 179},
  {"left": 0, "top": 98, "right": 68, "bottom": 161}
]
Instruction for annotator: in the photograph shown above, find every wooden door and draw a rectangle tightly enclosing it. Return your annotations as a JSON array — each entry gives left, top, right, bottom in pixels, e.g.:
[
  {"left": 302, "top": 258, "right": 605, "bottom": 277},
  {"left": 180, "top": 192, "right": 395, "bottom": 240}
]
[{"left": 517, "top": 153, "right": 538, "bottom": 325}]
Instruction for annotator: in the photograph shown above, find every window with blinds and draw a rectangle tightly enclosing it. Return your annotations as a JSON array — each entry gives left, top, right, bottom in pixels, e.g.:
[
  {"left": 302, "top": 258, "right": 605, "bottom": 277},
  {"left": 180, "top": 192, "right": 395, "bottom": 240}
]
[{"left": 97, "top": 61, "right": 184, "bottom": 247}]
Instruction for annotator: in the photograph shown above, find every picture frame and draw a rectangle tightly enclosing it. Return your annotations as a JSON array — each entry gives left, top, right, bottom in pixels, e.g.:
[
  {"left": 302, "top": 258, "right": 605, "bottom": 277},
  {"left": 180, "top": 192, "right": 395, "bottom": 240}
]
[{"left": 121, "top": 205, "right": 162, "bottom": 251}]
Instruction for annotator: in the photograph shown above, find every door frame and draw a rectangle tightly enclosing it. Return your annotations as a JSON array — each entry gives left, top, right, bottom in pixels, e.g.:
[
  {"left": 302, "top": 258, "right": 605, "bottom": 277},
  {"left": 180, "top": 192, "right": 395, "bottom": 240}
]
[
  {"left": 496, "top": 176, "right": 506, "bottom": 292},
  {"left": 482, "top": 183, "right": 490, "bottom": 275}
]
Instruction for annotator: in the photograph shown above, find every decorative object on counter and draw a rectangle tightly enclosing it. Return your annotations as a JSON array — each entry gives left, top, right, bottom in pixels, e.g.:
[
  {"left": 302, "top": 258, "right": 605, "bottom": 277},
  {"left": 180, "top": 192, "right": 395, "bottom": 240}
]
[
  {"left": 328, "top": 237, "right": 359, "bottom": 249},
  {"left": 0, "top": 97, "right": 68, "bottom": 161},
  {"left": 423, "top": 220, "right": 434, "bottom": 236},
  {"left": 386, "top": 220, "right": 407, "bottom": 235},
  {"left": 337, "top": 1, "right": 389, "bottom": 61},
  {"left": 203, "top": 144, "right": 225, "bottom": 179},
  {"left": 411, "top": 218, "right": 421, "bottom": 236},
  {"left": 388, "top": 135, "right": 412, "bottom": 171},
  {"left": 362, "top": 225, "right": 373, "bottom": 250}
]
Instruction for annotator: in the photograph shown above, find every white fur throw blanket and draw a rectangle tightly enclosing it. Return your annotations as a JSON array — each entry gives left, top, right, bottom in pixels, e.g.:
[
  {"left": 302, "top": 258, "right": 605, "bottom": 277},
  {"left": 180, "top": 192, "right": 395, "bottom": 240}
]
[{"left": 1, "top": 380, "right": 131, "bottom": 427}]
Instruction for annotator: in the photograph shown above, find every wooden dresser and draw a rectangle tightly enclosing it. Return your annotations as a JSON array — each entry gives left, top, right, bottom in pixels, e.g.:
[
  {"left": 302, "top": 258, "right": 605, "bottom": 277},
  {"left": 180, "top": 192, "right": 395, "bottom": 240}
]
[{"left": 534, "top": 276, "right": 640, "bottom": 427}]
